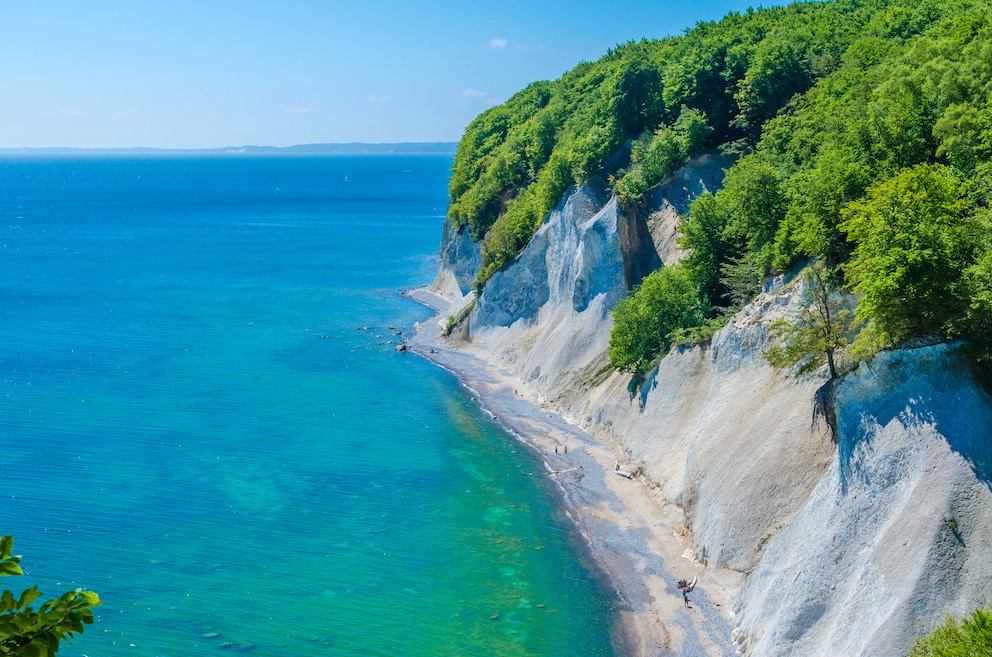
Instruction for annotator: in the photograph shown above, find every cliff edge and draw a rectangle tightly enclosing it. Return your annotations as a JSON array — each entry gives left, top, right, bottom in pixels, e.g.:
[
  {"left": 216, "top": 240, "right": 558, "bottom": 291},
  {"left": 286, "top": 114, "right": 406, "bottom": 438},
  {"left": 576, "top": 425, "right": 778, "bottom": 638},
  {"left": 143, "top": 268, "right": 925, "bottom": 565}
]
[{"left": 426, "top": 157, "right": 992, "bottom": 656}]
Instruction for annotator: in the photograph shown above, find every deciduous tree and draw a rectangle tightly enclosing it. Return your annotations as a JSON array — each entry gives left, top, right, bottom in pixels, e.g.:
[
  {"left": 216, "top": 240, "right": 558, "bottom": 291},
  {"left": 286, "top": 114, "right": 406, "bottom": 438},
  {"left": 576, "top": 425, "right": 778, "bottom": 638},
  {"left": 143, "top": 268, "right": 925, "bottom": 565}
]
[
  {"left": 839, "top": 163, "right": 977, "bottom": 357},
  {"left": 609, "top": 264, "right": 708, "bottom": 373},
  {"left": 0, "top": 535, "right": 100, "bottom": 657},
  {"left": 765, "top": 261, "right": 853, "bottom": 378}
]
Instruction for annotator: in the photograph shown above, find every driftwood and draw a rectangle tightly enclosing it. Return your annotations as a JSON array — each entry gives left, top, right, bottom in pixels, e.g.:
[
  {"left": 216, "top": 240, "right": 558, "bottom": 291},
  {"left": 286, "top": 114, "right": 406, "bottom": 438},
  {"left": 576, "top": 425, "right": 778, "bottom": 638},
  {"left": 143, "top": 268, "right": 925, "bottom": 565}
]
[{"left": 612, "top": 460, "right": 638, "bottom": 479}]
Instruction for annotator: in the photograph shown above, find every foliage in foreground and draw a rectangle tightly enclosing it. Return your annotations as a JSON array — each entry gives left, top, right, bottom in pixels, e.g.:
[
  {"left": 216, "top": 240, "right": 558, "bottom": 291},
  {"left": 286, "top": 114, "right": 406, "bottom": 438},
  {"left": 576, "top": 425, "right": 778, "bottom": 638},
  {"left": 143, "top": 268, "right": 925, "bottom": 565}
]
[
  {"left": 0, "top": 536, "right": 100, "bottom": 656},
  {"left": 908, "top": 607, "right": 992, "bottom": 656}
]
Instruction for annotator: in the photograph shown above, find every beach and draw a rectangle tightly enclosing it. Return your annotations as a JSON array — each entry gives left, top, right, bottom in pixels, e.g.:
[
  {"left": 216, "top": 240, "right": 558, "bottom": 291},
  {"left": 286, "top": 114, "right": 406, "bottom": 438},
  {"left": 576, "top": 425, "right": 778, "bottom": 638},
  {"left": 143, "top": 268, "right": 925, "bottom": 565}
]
[{"left": 404, "top": 286, "right": 742, "bottom": 657}]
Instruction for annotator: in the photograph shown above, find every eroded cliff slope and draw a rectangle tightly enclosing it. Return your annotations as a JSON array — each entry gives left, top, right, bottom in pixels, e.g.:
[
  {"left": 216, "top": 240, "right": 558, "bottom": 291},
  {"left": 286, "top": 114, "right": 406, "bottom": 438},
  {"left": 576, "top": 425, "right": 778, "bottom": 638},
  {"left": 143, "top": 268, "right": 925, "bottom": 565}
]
[{"left": 428, "top": 157, "right": 992, "bottom": 656}]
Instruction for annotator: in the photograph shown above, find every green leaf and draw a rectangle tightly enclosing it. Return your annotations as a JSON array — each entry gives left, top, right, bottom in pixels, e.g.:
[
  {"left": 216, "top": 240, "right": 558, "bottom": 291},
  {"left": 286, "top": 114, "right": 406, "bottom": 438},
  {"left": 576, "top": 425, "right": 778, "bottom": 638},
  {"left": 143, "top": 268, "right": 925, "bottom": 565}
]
[
  {"left": 78, "top": 590, "right": 101, "bottom": 607},
  {"left": 0, "top": 537, "right": 100, "bottom": 655},
  {"left": 21, "top": 640, "right": 46, "bottom": 657},
  {"left": 0, "top": 562, "right": 22, "bottom": 578},
  {"left": 17, "top": 586, "right": 42, "bottom": 609}
]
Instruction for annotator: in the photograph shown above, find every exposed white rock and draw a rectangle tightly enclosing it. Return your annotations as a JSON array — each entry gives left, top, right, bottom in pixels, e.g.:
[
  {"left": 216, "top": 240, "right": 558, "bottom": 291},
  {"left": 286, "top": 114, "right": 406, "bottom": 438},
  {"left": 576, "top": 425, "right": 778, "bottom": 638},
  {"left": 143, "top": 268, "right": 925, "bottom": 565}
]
[
  {"left": 468, "top": 180, "right": 626, "bottom": 389},
  {"left": 430, "top": 217, "right": 480, "bottom": 304},
  {"left": 427, "top": 153, "right": 992, "bottom": 656},
  {"left": 734, "top": 344, "right": 992, "bottom": 656},
  {"left": 554, "top": 280, "right": 835, "bottom": 578},
  {"left": 646, "top": 152, "right": 729, "bottom": 265}
]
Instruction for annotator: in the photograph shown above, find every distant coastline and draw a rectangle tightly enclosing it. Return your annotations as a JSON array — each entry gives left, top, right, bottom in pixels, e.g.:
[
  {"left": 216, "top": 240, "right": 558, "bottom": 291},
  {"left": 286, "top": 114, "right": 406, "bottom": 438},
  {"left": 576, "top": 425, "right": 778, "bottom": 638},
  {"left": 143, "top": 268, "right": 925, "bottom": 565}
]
[{"left": 0, "top": 142, "right": 458, "bottom": 157}]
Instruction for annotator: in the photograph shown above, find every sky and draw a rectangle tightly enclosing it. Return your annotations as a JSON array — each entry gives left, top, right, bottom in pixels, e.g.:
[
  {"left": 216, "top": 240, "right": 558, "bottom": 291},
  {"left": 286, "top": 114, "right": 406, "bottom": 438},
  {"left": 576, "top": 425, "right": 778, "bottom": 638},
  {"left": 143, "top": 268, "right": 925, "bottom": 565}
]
[{"left": 1, "top": 0, "right": 764, "bottom": 149}]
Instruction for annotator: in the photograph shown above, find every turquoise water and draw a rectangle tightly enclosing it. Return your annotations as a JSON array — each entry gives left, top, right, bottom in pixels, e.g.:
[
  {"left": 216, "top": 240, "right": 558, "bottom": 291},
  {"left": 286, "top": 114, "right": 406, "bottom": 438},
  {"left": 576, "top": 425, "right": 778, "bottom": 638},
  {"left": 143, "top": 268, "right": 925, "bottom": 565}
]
[{"left": 0, "top": 155, "right": 621, "bottom": 656}]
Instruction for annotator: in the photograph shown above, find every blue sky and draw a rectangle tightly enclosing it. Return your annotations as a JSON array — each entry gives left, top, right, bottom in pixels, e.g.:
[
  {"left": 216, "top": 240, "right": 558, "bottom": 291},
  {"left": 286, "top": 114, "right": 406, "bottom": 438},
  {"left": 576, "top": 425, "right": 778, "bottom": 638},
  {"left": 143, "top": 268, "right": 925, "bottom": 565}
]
[{"left": 2, "top": 0, "right": 763, "bottom": 149}]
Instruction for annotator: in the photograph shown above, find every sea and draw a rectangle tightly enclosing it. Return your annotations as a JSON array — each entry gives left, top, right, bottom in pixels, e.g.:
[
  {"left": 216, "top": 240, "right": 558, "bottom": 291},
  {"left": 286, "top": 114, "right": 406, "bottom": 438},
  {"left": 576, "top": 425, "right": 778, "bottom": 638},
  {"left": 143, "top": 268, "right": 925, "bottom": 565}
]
[{"left": 0, "top": 155, "right": 622, "bottom": 657}]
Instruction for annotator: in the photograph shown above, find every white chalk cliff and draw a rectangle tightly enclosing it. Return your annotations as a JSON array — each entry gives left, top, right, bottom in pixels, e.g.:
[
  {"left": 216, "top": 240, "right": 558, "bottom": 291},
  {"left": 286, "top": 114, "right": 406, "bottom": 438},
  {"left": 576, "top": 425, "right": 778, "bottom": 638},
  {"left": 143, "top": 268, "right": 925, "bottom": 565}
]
[{"left": 430, "top": 154, "right": 992, "bottom": 656}]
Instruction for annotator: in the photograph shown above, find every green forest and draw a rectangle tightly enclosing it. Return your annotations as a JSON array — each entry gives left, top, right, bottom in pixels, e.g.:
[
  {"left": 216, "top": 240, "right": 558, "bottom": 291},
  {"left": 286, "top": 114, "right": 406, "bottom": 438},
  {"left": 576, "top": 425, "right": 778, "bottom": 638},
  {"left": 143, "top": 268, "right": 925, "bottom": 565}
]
[{"left": 446, "top": 0, "right": 992, "bottom": 376}]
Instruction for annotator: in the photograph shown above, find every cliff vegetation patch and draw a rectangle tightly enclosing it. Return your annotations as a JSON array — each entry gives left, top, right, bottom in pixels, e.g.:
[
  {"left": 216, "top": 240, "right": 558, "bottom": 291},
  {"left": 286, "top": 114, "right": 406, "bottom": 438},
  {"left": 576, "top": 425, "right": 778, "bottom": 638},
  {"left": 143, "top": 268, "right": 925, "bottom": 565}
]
[{"left": 448, "top": 0, "right": 992, "bottom": 372}]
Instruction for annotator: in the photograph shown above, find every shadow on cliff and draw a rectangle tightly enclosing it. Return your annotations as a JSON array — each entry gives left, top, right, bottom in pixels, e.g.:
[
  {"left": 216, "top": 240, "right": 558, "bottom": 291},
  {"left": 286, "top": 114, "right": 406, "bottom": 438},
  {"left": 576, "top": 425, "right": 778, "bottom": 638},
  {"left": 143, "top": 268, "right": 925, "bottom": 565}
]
[{"left": 831, "top": 346, "right": 992, "bottom": 495}]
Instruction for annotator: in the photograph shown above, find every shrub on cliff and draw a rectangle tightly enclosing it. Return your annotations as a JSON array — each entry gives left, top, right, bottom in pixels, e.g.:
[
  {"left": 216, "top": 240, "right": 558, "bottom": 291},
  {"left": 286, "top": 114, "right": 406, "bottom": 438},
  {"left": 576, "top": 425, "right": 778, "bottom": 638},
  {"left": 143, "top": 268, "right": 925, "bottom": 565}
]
[
  {"left": 765, "top": 261, "right": 854, "bottom": 379},
  {"left": 608, "top": 264, "right": 708, "bottom": 374},
  {"left": 613, "top": 107, "right": 712, "bottom": 211},
  {"left": 908, "top": 607, "right": 992, "bottom": 656}
]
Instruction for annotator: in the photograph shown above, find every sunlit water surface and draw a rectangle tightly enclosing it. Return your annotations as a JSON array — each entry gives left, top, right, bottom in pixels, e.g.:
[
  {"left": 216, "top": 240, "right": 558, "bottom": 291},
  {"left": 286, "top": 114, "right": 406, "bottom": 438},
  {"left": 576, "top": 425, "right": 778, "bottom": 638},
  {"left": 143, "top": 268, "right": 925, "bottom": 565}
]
[{"left": 0, "top": 155, "right": 621, "bottom": 657}]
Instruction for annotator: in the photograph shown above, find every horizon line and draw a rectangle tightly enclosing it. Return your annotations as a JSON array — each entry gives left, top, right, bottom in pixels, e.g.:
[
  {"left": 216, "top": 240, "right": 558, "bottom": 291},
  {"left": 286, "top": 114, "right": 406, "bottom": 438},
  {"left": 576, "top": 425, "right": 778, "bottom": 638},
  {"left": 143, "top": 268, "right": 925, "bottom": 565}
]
[{"left": 0, "top": 141, "right": 459, "bottom": 156}]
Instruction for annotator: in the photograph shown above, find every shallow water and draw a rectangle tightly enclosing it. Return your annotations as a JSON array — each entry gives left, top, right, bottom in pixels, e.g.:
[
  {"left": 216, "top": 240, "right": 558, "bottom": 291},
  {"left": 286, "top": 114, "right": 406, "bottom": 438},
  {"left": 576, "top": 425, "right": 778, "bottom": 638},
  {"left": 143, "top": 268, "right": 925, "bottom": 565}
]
[{"left": 0, "top": 155, "right": 621, "bottom": 656}]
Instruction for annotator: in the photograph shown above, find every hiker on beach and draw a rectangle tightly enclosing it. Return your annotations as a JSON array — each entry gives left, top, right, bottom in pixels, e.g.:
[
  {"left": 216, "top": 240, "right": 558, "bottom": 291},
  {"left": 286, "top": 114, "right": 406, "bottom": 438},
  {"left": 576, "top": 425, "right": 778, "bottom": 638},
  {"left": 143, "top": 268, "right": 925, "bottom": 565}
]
[{"left": 677, "top": 578, "right": 694, "bottom": 607}]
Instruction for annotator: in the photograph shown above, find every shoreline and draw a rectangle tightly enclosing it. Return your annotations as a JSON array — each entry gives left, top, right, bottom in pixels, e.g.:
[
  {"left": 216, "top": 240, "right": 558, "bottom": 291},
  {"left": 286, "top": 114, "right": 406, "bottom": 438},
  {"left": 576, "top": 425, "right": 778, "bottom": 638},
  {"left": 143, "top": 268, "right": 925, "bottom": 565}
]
[{"left": 402, "top": 286, "right": 741, "bottom": 657}]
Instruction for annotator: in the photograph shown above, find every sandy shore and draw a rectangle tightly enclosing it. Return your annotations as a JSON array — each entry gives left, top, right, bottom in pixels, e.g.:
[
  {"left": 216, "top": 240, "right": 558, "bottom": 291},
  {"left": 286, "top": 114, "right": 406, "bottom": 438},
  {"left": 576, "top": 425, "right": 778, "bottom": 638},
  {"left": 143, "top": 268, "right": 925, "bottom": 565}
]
[{"left": 403, "top": 287, "right": 741, "bottom": 657}]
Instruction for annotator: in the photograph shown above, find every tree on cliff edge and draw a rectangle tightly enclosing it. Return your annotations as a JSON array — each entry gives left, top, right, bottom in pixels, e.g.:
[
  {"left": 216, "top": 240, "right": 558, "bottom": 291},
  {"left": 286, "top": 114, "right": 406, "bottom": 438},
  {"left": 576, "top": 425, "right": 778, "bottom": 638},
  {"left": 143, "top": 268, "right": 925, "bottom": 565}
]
[
  {"left": 765, "top": 261, "right": 853, "bottom": 379},
  {"left": 839, "top": 164, "right": 978, "bottom": 359}
]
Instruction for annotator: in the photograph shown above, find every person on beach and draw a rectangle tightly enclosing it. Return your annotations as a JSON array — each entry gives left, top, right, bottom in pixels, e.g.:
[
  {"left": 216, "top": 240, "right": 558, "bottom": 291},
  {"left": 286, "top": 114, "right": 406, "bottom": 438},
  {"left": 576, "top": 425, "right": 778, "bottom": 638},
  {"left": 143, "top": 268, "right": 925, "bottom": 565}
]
[{"left": 677, "top": 578, "right": 693, "bottom": 608}]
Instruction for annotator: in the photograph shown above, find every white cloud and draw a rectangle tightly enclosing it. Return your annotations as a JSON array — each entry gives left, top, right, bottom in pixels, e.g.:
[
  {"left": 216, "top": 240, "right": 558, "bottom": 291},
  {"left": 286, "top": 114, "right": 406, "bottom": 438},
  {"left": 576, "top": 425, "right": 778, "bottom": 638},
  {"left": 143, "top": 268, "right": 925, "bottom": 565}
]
[
  {"left": 461, "top": 88, "right": 489, "bottom": 98},
  {"left": 489, "top": 37, "right": 508, "bottom": 48},
  {"left": 286, "top": 106, "right": 316, "bottom": 113}
]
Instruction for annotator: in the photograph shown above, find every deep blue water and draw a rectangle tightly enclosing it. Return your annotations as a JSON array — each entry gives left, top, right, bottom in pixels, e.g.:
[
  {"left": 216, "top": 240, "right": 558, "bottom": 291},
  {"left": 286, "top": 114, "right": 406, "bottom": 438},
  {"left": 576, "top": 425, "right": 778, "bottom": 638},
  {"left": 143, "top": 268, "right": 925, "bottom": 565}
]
[{"left": 0, "top": 155, "right": 621, "bottom": 656}]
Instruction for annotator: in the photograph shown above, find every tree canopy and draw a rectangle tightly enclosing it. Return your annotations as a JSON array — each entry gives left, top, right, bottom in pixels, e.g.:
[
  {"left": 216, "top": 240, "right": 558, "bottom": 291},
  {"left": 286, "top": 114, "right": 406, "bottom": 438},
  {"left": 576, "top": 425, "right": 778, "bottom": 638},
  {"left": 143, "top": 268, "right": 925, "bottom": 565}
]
[
  {"left": 608, "top": 263, "right": 708, "bottom": 374},
  {"left": 840, "top": 163, "right": 978, "bottom": 356},
  {"left": 447, "top": 0, "right": 992, "bottom": 371},
  {"left": 448, "top": 0, "right": 889, "bottom": 287}
]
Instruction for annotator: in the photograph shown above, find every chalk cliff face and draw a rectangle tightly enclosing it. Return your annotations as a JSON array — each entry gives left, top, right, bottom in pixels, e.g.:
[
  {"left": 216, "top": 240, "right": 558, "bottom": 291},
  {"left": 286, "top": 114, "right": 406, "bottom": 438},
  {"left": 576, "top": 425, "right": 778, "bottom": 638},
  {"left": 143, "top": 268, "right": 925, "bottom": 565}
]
[
  {"left": 429, "top": 155, "right": 992, "bottom": 656},
  {"left": 467, "top": 179, "right": 633, "bottom": 389},
  {"left": 734, "top": 343, "right": 992, "bottom": 656},
  {"left": 432, "top": 217, "right": 480, "bottom": 303}
]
